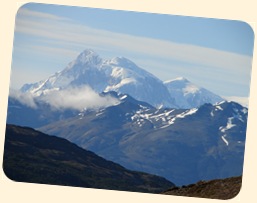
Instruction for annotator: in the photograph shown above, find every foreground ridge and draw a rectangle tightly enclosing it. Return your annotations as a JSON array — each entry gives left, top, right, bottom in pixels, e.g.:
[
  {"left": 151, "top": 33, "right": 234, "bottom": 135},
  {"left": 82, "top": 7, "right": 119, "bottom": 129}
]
[
  {"left": 3, "top": 124, "right": 175, "bottom": 193},
  {"left": 161, "top": 176, "right": 242, "bottom": 200}
]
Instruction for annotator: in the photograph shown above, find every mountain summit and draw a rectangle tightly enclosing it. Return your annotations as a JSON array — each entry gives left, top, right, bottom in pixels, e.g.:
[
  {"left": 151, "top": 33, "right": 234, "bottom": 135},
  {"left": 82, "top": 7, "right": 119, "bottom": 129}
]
[
  {"left": 21, "top": 49, "right": 176, "bottom": 108},
  {"left": 75, "top": 49, "right": 102, "bottom": 65},
  {"left": 20, "top": 49, "right": 224, "bottom": 108},
  {"left": 164, "top": 77, "right": 224, "bottom": 108}
]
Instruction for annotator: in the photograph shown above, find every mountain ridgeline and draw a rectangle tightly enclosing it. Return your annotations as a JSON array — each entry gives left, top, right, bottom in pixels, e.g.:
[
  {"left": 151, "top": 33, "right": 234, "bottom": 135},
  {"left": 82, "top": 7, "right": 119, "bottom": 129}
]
[
  {"left": 38, "top": 96, "right": 247, "bottom": 186},
  {"left": 7, "top": 90, "right": 247, "bottom": 186}
]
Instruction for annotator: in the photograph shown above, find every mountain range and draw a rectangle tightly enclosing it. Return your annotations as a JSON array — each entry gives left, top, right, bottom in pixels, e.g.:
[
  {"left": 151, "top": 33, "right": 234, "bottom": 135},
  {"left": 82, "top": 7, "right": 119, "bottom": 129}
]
[
  {"left": 20, "top": 49, "right": 223, "bottom": 109},
  {"left": 6, "top": 48, "right": 247, "bottom": 189},
  {"left": 37, "top": 92, "right": 247, "bottom": 186}
]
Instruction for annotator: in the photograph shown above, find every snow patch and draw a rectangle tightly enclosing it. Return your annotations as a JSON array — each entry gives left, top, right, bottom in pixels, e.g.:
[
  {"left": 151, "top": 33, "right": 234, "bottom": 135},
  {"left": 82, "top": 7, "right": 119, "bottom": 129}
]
[
  {"left": 105, "top": 78, "right": 137, "bottom": 92},
  {"left": 219, "top": 117, "right": 236, "bottom": 133},
  {"left": 176, "top": 108, "right": 198, "bottom": 118},
  {"left": 215, "top": 105, "right": 223, "bottom": 111},
  {"left": 241, "top": 108, "right": 248, "bottom": 114},
  {"left": 221, "top": 135, "right": 229, "bottom": 146},
  {"left": 120, "top": 95, "right": 127, "bottom": 100}
]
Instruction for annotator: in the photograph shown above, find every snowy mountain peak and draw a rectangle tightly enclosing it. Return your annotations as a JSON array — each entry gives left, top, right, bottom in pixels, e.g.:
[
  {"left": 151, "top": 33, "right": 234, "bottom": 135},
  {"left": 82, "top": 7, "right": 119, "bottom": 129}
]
[
  {"left": 104, "top": 56, "right": 157, "bottom": 80},
  {"left": 164, "top": 77, "right": 195, "bottom": 92},
  {"left": 20, "top": 49, "right": 176, "bottom": 108},
  {"left": 20, "top": 48, "right": 225, "bottom": 109},
  {"left": 75, "top": 49, "right": 102, "bottom": 65},
  {"left": 164, "top": 78, "right": 201, "bottom": 95},
  {"left": 164, "top": 77, "right": 224, "bottom": 108}
]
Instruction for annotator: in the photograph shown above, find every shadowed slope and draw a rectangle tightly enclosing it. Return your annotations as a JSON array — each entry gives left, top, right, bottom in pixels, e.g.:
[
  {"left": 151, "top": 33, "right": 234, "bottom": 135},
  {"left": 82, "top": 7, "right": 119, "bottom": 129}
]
[{"left": 3, "top": 124, "right": 175, "bottom": 193}]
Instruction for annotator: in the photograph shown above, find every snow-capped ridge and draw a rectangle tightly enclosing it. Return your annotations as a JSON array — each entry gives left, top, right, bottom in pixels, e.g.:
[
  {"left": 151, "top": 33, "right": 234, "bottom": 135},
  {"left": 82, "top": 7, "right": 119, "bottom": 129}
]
[
  {"left": 164, "top": 77, "right": 224, "bottom": 109},
  {"left": 105, "top": 57, "right": 136, "bottom": 67},
  {"left": 20, "top": 48, "right": 228, "bottom": 109},
  {"left": 21, "top": 49, "right": 176, "bottom": 108}
]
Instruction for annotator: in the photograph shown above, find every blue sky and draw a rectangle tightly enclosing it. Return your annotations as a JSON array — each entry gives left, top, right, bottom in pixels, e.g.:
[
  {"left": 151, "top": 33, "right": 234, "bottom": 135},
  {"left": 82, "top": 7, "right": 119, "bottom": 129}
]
[{"left": 10, "top": 3, "right": 254, "bottom": 104}]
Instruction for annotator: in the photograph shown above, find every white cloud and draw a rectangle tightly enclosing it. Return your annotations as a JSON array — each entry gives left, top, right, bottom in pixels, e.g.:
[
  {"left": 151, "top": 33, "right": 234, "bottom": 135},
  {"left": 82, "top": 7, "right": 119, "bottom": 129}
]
[
  {"left": 39, "top": 86, "right": 120, "bottom": 111},
  {"left": 9, "top": 89, "right": 37, "bottom": 109},
  {"left": 10, "top": 85, "right": 120, "bottom": 111}
]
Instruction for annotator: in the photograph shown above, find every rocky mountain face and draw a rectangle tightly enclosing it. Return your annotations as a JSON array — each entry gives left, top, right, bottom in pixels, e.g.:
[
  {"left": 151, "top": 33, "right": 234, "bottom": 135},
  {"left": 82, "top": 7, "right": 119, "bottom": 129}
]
[
  {"left": 3, "top": 124, "right": 175, "bottom": 193},
  {"left": 37, "top": 93, "right": 247, "bottom": 186}
]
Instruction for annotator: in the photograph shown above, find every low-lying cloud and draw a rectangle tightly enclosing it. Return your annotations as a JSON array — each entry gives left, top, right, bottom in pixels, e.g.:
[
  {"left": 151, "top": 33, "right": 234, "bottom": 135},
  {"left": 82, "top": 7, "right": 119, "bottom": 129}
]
[
  {"left": 40, "top": 86, "right": 120, "bottom": 111},
  {"left": 9, "top": 89, "right": 37, "bottom": 109},
  {"left": 10, "top": 86, "right": 120, "bottom": 111}
]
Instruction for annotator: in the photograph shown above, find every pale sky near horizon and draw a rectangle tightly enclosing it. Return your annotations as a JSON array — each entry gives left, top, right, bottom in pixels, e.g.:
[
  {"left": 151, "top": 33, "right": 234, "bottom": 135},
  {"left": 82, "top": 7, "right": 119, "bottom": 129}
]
[{"left": 10, "top": 3, "right": 254, "bottom": 103}]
